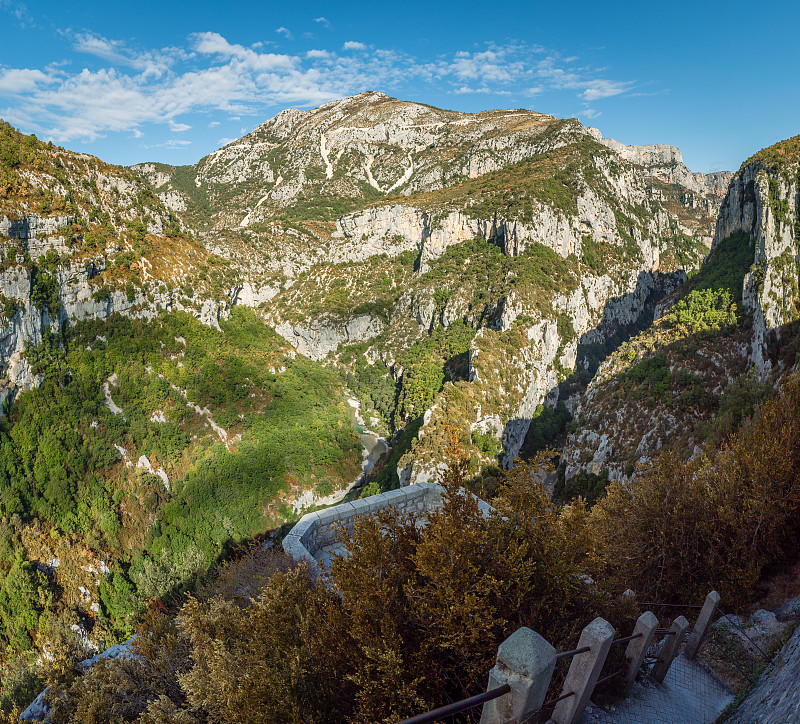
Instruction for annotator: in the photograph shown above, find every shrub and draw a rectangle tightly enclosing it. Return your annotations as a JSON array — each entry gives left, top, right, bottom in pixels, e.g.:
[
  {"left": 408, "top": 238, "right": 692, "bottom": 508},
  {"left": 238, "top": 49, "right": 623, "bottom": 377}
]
[
  {"left": 664, "top": 288, "right": 738, "bottom": 334},
  {"left": 590, "top": 377, "right": 800, "bottom": 606},
  {"left": 555, "top": 468, "right": 610, "bottom": 506},
  {"left": 1, "top": 296, "right": 19, "bottom": 321},
  {"left": 30, "top": 269, "right": 60, "bottom": 316},
  {"left": 111, "top": 439, "right": 630, "bottom": 724},
  {"left": 92, "top": 287, "right": 111, "bottom": 303}
]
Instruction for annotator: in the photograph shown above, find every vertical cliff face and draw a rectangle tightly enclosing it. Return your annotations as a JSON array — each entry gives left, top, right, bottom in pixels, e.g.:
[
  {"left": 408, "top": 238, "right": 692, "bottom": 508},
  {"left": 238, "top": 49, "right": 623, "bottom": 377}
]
[
  {"left": 552, "top": 137, "right": 800, "bottom": 486},
  {"left": 714, "top": 137, "right": 800, "bottom": 371},
  {"left": 0, "top": 124, "right": 232, "bottom": 393}
]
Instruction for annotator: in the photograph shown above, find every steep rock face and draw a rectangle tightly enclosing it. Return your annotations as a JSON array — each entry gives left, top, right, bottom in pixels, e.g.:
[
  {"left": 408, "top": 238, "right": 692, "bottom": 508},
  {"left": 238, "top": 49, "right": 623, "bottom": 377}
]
[
  {"left": 714, "top": 147, "right": 800, "bottom": 371},
  {"left": 0, "top": 128, "right": 235, "bottom": 392},
  {"left": 558, "top": 313, "right": 750, "bottom": 483},
  {"left": 553, "top": 137, "right": 799, "bottom": 486},
  {"left": 594, "top": 131, "right": 733, "bottom": 197},
  {"left": 396, "top": 265, "right": 689, "bottom": 484},
  {"left": 726, "top": 622, "right": 800, "bottom": 724},
  {"left": 0, "top": 210, "right": 229, "bottom": 390},
  {"left": 274, "top": 314, "right": 384, "bottom": 360},
  {"left": 179, "top": 95, "right": 726, "bottom": 478},
  {"left": 125, "top": 95, "right": 740, "bottom": 482},
  {"left": 145, "top": 93, "right": 726, "bottom": 298},
  {"left": 331, "top": 191, "right": 618, "bottom": 272}
]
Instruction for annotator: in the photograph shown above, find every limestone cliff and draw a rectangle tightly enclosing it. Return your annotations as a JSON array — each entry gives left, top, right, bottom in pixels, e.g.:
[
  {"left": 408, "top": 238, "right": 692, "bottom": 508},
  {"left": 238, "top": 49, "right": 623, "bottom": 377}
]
[
  {"left": 714, "top": 137, "right": 800, "bottom": 371},
  {"left": 131, "top": 93, "right": 730, "bottom": 483},
  {"left": 557, "top": 136, "right": 800, "bottom": 486},
  {"left": 0, "top": 125, "right": 231, "bottom": 394},
  {"left": 139, "top": 93, "right": 725, "bottom": 291},
  {"left": 1, "top": 99, "right": 737, "bottom": 485}
]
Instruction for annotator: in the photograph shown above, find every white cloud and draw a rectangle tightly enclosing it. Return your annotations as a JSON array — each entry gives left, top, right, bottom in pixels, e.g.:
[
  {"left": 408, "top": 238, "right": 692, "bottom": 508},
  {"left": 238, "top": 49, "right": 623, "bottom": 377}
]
[
  {"left": 535, "top": 56, "right": 634, "bottom": 101},
  {"left": 275, "top": 27, "right": 293, "bottom": 40},
  {"left": 0, "top": 34, "right": 637, "bottom": 144},
  {"left": 144, "top": 138, "right": 193, "bottom": 149},
  {"left": 454, "top": 85, "right": 510, "bottom": 95},
  {"left": 0, "top": 68, "right": 54, "bottom": 92},
  {"left": 314, "top": 17, "right": 331, "bottom": 28},
  {"left": 445, "top": 49, "right": 518, "bottom": 83},
  {"left": 193, "top": 32, "right": 296, "bottom": 71},
  {"left": 580, "top": 80, "right": 634, "bottom": 101},
  {"left": 581, "top": 108, "right": 601, "bottom": 119},
  {"left": 208, "top": 120, "right": 220, "bottom": 127},
  {"left": 72, "top": 32, "right": 174, "bottom": 78}
]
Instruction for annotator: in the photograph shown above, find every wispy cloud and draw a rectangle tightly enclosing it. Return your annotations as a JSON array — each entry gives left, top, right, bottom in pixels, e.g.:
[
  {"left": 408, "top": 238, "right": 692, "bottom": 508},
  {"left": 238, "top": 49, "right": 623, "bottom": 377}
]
[
  {"left": 580, "top": 80, "right": 634, "bottom": 101},
  {"left": 314, "top": 17, "right": 331, "bottom": 29},
  {"left": 0, "top": 0, "right": 33, "bottom": 26},
  {"left": 145, "top": 138, "right": 193, "bottom": 149},
  {"left": 72, "top": 31, "right": 176, "bottom": 78},
  {"left": 275, "top": 27, "right": 293, "bottom": 40},
  {"left": 0, "top": 34, "right": 638, "bottom": 143}
]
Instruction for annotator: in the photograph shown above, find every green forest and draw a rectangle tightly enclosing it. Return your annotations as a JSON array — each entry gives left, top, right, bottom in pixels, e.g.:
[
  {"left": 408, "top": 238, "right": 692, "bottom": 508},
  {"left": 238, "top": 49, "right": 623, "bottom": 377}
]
[{"left": 0, "top": 307, "right": 361, "bottom": 699}]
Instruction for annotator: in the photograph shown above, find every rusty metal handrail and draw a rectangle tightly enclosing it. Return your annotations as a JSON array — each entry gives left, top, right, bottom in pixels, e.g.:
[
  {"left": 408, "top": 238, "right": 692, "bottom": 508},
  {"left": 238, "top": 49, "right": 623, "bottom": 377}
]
[
  {"left": 594, "top": 666, "right": 627, "bottom": 688},
  {"left": 554, "top": 645, "right": 591, "bottom": 661},
  {"left": 538, "top": 689, "right": 575, "bottom": 710},
  {"left": 394, "top": 683, "right": 511, "bottom": 724},
  {"left": 610, "top": 632, "right": 642, "bottom": 647}
]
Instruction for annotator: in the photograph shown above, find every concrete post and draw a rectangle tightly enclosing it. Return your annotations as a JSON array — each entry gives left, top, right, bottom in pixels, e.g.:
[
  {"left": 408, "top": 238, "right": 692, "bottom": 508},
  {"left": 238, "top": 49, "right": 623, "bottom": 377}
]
[
  {"left": 479, "top": 627, "right": 556, "bottom": 724},
  {"left": 684, "top": 591, "right": 720, "bottom": 659},
  {"left": 651, "top": 615, "right": 690, "bottom": 683},
  {"left": 550, "top": 617, "right": 615, "bottom": 724},
  {"left": 624, "top": 611, "right": 659, "bottom": 683}
]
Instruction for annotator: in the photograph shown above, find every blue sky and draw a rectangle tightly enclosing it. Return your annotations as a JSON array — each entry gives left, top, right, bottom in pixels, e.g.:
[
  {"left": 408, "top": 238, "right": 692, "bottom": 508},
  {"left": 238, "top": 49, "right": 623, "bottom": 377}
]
[{"left": 1, "top": 0, "right": 798, "bottom": 172}]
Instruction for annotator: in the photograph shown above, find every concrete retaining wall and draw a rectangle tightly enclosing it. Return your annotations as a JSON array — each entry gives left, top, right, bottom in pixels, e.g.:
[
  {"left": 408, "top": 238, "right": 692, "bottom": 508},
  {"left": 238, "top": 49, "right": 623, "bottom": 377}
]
[{"left": 282, "top": 483, "right": 493, "bottom": 568}]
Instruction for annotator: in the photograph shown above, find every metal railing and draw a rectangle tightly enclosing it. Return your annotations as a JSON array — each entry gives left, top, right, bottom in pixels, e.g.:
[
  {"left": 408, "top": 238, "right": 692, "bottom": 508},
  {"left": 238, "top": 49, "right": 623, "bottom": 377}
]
[
  {"left": 394, "top": 594, "right": 720, "bottom": 724},
  {"left": 395, "top": 684, "right": 511, "bottom": 724},
  {"left": 394, "top": 631, "right": 642, "bottom": 724},
  {"left": 393, "top": 642, "right": 594, "bottom": 724},
  {"left": 554, "top": 645, "right": 590, "bottom": 661}
]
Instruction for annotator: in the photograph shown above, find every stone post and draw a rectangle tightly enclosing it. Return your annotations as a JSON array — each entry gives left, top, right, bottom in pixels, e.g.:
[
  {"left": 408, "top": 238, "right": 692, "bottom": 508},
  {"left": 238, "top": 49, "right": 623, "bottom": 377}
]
[
  {"left": 651, "top": 615, "right": 690, "bottom": 683},
  {"left": 479, "top": 627, "right": 556, "bottom": 724},
  {"left": 551, "top": 617, "right": 615, "bottom": 724},
  {"left": 684, "top": 591, "right": 720, "bottom": 660},
  {"left": 624, "top": 611, "right": 659, "bottom": 683}
]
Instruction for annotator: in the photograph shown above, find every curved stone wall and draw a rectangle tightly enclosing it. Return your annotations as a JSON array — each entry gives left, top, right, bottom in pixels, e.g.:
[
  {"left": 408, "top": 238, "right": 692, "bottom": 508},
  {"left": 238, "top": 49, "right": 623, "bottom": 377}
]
[
  {"left": 283, "top": 483, "right": 447, "bottom": 571},
  {"left": 283, "top": 482, "right": 496, "bottom": 574}
]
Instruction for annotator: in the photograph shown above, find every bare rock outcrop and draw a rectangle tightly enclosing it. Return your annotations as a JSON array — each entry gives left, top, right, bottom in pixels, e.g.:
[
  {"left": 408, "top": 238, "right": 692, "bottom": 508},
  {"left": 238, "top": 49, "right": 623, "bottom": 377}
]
[{"left": 714, "top": 157, "right": 800, "bottom": 371}]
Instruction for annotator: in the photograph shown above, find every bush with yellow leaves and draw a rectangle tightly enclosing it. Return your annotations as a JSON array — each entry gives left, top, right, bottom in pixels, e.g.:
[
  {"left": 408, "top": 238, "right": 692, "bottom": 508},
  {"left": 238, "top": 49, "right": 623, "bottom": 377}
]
[{"left": 590, "top": 377, "right": 800, "bottom": 606}]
